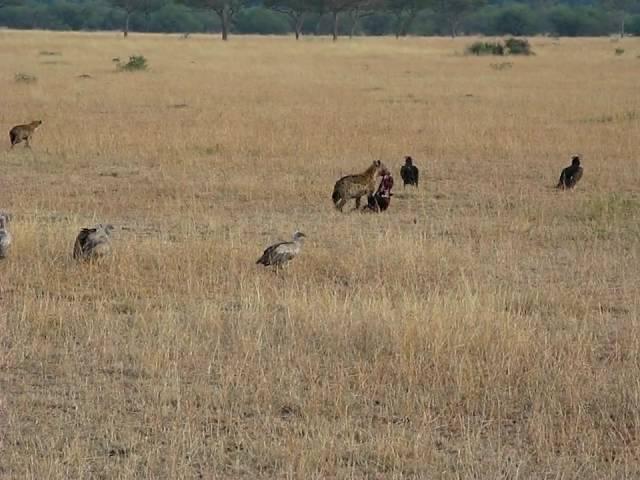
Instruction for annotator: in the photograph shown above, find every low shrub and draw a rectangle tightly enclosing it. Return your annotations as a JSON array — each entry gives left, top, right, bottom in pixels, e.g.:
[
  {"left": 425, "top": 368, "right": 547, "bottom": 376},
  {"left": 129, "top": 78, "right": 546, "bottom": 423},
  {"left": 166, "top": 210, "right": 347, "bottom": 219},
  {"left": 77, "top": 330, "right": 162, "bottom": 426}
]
[
  {"left": 467, "top": 41, "right": 504, "bottom": 55},
  {"left": 505, "top": 37, "right": 533, "bottom": 55},
  {"left": 467, "top": 38, "right": 533, "bottom": 56},
  {"left": 116, "top": 55, "right": 148, "bottom": 72}
]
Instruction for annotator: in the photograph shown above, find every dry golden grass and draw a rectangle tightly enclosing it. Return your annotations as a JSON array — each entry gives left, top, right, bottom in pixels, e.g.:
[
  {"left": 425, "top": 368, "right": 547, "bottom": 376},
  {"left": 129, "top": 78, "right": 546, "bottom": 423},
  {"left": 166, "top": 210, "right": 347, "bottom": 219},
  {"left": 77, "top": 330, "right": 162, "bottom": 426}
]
[{"left": 1, "top": 29, "right": 640, "bottom": 478}]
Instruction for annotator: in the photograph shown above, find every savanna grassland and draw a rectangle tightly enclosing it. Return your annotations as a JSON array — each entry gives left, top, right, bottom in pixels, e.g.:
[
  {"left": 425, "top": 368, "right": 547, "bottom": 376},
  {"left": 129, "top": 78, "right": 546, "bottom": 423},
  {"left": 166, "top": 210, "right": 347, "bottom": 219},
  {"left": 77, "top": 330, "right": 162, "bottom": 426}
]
[{"left": 1, "top": 30, "right": 640, "bottom": 479}]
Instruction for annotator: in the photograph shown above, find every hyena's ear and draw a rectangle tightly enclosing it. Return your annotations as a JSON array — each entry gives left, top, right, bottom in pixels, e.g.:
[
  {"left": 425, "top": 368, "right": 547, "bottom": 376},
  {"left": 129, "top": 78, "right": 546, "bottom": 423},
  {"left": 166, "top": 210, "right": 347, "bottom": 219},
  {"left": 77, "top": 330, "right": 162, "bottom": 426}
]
[{"left": 373, "top": 160, "right": 381, "bottom": 167}]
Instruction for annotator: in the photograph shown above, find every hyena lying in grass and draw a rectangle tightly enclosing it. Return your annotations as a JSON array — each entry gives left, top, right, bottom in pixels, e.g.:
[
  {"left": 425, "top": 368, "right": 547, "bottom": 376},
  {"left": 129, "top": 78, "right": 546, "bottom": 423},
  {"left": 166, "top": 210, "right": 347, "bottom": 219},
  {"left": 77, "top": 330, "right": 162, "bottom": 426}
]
[
  {"left": 9, "top": 120, "right": 42, "bottom": 148},
  {"left": 332, "top": 160, "right": 387, "bottom": 212}
]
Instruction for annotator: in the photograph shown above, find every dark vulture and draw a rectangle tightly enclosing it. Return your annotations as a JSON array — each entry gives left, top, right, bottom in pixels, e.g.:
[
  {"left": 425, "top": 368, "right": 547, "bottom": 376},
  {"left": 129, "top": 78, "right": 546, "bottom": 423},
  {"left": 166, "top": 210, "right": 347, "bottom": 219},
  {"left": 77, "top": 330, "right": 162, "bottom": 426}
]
[
  {"left": 400, "top": 156, "right": 419, "bottom": 187},
  {"left": 557, "top": 155, "right": 583, "bottom": 190}
]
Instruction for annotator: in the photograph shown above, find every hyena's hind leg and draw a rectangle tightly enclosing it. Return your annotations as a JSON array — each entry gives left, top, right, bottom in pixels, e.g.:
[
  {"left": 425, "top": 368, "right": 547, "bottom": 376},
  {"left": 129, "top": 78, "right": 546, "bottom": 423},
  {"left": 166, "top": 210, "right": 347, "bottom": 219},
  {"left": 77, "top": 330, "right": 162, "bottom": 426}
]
[
  {"left": 354, "top": 196, "right": 362, "bottom": 210},
  {"left": 336, "top": 198, "right": 347, "bottom": 212}
]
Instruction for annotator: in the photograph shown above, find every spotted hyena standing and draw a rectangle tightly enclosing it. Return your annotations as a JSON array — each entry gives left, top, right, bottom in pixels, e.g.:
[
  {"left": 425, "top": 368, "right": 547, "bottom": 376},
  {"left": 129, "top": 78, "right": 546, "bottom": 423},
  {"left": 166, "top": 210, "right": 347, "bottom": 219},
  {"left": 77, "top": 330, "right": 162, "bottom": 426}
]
[
  {"left": 332, "top": 160, "right": 386, "bottom": 212},
  {"left": 9, "top": 120, "right": 42, "bottom": 148}
]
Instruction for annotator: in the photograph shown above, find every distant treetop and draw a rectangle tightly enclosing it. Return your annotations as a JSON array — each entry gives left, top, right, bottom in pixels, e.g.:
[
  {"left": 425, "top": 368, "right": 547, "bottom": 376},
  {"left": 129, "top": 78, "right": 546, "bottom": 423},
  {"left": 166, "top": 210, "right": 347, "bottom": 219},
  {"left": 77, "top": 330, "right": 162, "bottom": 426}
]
[{"left": 0, "top": 0, "right": 637, "bottom": 37}]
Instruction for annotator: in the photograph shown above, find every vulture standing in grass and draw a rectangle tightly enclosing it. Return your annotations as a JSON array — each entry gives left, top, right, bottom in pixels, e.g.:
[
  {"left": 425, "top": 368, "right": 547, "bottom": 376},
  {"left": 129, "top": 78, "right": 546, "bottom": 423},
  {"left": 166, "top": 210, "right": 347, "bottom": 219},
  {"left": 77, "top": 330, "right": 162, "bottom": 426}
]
[
  {"left": 0, "top": 214, "right": 12, "bottom": 259},
  {"left": 556, "top": 155, "right": 583, "bottom": 190},
  {"left": 256, "top": 231, "right": 306, "bottom": 269},
  {"left": 400, "top": 156, "right": 419, "bottom": 188},
  {"left": 73, "top": 224, "right": 114, "bottom": 260}
]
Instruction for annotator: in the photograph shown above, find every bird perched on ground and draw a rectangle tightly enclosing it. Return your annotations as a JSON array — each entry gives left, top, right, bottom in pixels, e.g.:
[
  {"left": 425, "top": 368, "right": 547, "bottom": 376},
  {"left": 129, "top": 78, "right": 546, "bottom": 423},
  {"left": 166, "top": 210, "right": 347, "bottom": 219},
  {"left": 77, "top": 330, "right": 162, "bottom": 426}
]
[
  {"left": 256, "top": 231, "right": 306, "bottom": 269},
  {"left": 0, "top": 214, "right": 12, "bottom": 259},
  {"left": 73, "top": 224, "right": 114, "bottom": 260},
  {"left": 400, "top": 156, "right": 419, "bottom": 188},
  {"left": 557, "top": 155, "right": 583, "bottom": 190}
]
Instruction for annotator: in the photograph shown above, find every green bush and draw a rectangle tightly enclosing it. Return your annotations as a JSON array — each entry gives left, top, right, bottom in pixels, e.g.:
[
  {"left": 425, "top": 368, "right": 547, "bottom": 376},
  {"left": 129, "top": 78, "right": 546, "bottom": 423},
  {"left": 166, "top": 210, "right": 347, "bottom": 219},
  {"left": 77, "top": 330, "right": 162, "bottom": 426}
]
[
  {"left": 505, "top": 37, "right": 533, "bottom": 55},
  {"left": 466, "top": 38, "right": 532, "bottom": 56},
  {"left": 466, "top": 41, "right": 505, "bottom": 56},
  {"left": 116, "top": 55, "right": 148, "bottom": 72}
]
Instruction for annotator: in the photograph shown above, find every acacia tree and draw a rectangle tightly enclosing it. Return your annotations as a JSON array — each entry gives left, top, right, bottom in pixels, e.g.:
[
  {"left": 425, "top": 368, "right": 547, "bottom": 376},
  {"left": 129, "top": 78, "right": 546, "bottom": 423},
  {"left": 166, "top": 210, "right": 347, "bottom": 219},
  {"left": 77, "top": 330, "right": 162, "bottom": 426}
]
[
  {"left": 264, "top": 0, "right": 321, "bottom": 39},
  {"left": 180, "top": 0, "right": 246, "bottom": 40},
  {"left": 601, "top": 0, "right": 638, "bottom": 36},
  {"left": 347, "top": 0, "right": 382, "bottom": 38},
  {"left": 319, "top": 0, "right": 363, "bottom": 40},
  {"left": 111, "top": 0, "right": 163, "bottom": 37},
  {"left": 385, "top": 0, "right": 428, "bottom": 37},
  {"left": 431, "top": 0, "right": 485, "bottom": 37}
]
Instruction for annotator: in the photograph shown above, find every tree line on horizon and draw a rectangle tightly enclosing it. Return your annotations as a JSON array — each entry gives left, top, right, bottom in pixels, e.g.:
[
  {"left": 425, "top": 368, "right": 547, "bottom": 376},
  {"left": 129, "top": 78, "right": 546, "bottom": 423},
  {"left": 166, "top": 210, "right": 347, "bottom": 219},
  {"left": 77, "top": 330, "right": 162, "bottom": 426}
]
[{"left": 0, "top": 0, "right": 639, "bottom": 40}]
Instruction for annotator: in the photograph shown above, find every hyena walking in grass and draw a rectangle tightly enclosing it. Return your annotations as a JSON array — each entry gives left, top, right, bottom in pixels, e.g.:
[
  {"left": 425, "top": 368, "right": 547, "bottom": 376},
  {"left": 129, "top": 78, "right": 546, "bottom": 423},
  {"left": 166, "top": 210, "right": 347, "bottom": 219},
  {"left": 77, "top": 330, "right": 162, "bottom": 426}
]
[
  {"left": 332, "top": 160, "right": 386, "bottom": 212},
  {"left": 9, "top": 120, "right": 42, "bottom": 148}
]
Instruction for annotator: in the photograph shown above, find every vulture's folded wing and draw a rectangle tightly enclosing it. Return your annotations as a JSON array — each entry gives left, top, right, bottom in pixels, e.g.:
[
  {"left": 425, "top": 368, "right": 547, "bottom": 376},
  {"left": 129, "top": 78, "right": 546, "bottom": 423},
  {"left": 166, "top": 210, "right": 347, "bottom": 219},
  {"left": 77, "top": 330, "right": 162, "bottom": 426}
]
[{"left": 257, "top": 241, "right": 285, "bottom": 265}]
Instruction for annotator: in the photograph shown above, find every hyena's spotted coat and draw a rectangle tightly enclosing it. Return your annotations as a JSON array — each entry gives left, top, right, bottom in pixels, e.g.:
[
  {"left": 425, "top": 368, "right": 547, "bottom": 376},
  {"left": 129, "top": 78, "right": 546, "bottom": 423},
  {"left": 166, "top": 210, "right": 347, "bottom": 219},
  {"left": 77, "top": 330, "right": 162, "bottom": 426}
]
[
  {"left": 332, "top": 160, "right": 386, "bottom": 212},
  {"left": 9, "top": 120, "right": 42, "bottom": 148}
]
